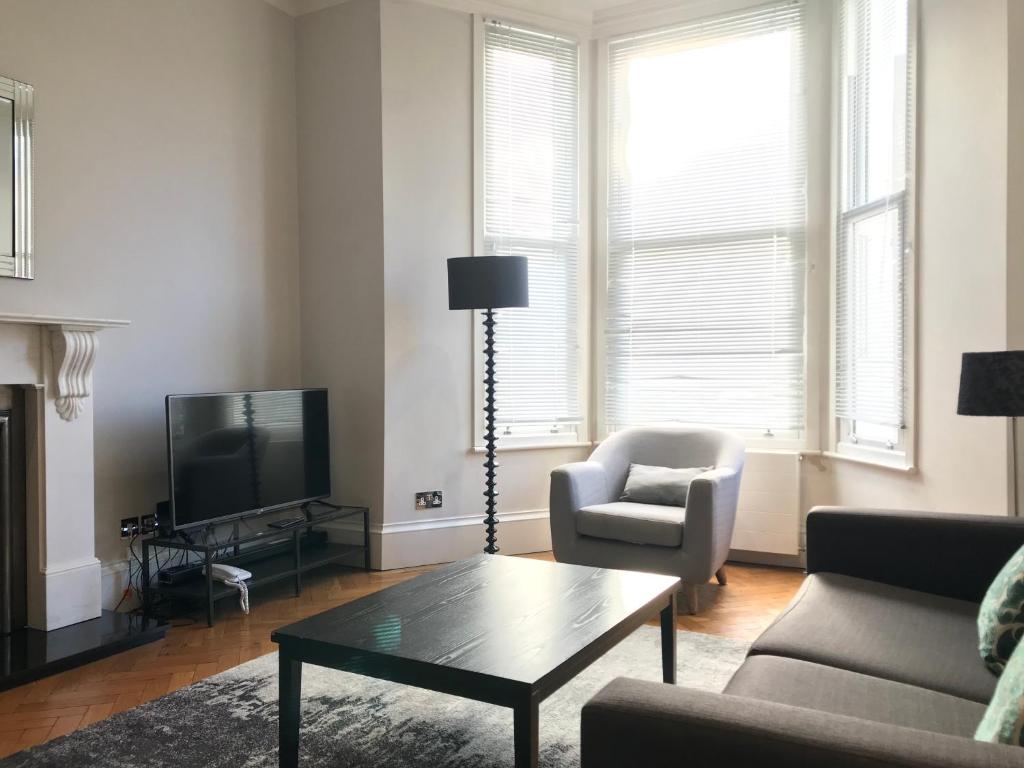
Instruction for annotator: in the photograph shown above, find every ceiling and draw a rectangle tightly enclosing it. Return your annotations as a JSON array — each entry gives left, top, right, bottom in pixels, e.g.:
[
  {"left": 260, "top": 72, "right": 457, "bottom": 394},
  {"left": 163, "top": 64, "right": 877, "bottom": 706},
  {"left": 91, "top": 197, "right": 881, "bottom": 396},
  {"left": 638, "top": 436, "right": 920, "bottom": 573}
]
[{"left": 264, "top": 0, "right": 697, "bottom": 31}]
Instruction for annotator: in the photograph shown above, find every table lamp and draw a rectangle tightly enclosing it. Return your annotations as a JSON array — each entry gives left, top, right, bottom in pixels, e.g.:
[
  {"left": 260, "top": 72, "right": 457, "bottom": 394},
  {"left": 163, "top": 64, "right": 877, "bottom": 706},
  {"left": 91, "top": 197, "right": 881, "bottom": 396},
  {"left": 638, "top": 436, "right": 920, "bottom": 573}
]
[{"left": 958, "top": 351, "right": 1024, "bottom": 516}]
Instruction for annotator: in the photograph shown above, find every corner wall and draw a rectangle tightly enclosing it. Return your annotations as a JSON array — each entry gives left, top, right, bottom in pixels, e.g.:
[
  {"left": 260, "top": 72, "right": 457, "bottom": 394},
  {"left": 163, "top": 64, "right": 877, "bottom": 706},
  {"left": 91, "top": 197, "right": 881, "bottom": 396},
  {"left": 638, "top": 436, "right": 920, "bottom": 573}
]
[
  {"left": 0, "top": 0, "right": 302, "bottom": 576},
  {"left": 297, "top": 0, "right": 388, "bottom": 566},
  {"left": 803, "top": 0, "right": 1012, "bottom": 519}
]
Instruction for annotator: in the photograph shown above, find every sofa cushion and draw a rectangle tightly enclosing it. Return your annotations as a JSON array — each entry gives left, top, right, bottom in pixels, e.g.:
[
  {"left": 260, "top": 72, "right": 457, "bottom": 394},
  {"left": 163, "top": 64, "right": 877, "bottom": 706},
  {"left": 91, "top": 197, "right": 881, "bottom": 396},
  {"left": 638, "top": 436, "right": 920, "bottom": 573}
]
[
  {"left": 750, "top": 573, "right": 997, "bottom": 703},
  {"left": 726, "top": 655, "right": 986, "bottom": 738},
  {"left": 577, "top": 502, "right": 685, "bottom": 547},
  {"left": 978, "top": 542, "right": 1024, "bottom": 675}
]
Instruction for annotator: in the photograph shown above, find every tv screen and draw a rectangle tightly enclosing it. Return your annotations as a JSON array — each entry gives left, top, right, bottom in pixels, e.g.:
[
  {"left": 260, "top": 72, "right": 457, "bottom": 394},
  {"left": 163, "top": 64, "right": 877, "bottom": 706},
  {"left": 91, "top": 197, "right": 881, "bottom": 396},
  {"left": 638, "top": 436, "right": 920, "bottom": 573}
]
[{"left": 166, "top": 389, "right": 331, "bottom": 531}]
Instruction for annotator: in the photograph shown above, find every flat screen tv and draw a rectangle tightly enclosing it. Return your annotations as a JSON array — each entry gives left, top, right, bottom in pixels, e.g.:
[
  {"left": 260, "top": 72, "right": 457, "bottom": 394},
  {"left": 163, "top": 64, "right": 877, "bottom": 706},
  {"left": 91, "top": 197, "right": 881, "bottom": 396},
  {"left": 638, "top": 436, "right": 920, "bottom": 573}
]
[{"left": 165, "top": 389, "right": 331, "bottom": 531}]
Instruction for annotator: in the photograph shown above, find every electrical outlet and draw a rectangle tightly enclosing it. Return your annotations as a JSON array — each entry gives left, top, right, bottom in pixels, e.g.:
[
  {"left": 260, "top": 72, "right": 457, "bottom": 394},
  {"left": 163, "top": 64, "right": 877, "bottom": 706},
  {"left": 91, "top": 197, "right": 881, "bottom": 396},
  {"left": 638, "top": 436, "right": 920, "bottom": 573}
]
[
  {"left": 140, "top": 513, "right": 158, "bottom": 534},
  {"left": 415, "top": 491, "right": 443, "bottom": 510},
  {"left": 120, "top": 517, "right": 140, "bottom": 538}
]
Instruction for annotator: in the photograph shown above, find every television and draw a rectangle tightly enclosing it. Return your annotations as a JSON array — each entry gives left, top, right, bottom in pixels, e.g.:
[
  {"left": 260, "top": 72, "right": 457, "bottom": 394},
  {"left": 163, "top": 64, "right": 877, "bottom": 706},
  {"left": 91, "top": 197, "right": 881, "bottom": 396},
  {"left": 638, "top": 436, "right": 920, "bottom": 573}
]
[{"left": 165, "top": 389, "right": 331, "bottom": 531}]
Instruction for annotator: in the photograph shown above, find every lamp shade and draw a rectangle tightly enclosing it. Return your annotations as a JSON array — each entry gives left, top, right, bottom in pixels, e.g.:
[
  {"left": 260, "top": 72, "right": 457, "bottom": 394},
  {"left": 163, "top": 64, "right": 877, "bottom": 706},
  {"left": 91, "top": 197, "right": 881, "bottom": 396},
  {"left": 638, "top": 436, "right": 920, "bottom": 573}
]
[
  {"left": 447, "top": 256, "right": 529, "bottom": 310},
  {"left": 957, "top": 351, "right": 1024, "bottom": 416}
]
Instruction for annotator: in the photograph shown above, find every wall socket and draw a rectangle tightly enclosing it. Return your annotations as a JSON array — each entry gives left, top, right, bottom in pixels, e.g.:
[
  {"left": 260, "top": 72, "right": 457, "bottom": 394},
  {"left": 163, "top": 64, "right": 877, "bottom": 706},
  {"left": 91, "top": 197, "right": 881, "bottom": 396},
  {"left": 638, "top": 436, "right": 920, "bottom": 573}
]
[
  {"left": 415, "top": 491, "right": 443, "bottom": 510},
  {"left": 120, "top": 516, "right": 140, "bottom": 538}
]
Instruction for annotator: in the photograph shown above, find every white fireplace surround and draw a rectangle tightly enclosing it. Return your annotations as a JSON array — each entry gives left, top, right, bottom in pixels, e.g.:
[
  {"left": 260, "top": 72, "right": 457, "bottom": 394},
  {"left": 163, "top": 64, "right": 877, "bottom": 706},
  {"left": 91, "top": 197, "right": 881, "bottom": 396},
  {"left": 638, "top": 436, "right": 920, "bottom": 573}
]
[{"left": 0, "top": 312, "right": 128, "bottom": 631}]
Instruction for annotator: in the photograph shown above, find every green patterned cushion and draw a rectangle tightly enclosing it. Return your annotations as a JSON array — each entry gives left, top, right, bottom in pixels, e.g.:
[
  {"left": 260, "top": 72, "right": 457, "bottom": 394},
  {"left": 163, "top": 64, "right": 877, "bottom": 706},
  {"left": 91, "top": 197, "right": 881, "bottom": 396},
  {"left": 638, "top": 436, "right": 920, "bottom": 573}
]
[
  {"left": 976, "top": 642, "right": 1024, "bottom": 745},
  {"left": 979, "top": 543, "right": 1024, "bottom": 674}
]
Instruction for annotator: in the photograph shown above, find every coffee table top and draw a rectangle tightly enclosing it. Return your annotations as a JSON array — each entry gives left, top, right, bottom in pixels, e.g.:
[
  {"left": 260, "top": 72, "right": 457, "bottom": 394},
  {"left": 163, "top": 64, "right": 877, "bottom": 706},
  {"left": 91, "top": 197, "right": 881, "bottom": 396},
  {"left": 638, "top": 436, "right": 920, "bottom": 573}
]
[{"left": 272, "top": 555, "right": 678, "bottom": 692}]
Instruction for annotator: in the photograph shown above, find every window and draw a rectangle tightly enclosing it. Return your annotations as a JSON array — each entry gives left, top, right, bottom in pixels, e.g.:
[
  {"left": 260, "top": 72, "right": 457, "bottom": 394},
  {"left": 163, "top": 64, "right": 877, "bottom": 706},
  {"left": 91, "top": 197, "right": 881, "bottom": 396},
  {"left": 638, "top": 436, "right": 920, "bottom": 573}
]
[
  {"left": 603, "top": 3, "right": 807, "bottom": 440},
  {"left": 834, "top": 0, "right": 913, "bottom": 463},
  {"left": 477, "top": 19, "right": 583, "bottom": 445}
]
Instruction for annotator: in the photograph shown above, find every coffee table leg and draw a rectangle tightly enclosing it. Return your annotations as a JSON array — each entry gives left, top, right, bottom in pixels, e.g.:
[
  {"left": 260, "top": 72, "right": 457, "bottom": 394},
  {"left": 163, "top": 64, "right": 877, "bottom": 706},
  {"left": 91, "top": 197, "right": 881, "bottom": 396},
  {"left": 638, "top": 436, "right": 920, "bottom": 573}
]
[
  {"left": 513, "top": 697, "right": 539, "bottom": 768},
  {"left": 661, "top": 592, "right": 676, "bottom": 684},
  {"left": 279, "top": 653, "right": 302, "bottom": 768}
]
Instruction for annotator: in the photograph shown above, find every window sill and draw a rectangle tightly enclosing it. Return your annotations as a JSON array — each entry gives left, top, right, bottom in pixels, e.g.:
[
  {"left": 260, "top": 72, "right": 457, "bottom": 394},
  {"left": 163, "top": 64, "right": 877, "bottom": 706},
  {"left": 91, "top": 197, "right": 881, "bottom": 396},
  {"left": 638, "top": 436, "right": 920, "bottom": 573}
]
[
  {"left": 823, "top": 449, "right": 917, "bottom": 474},
  {"left": 470, "top": 441, "right": 593, "bottom": 454}
]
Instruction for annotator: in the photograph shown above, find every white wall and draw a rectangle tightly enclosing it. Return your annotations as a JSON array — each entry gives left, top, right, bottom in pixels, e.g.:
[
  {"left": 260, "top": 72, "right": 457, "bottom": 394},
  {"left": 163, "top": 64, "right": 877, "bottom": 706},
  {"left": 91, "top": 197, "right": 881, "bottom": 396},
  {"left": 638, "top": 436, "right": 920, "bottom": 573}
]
[
  {"left": 297, "top": 0, "right": 388, "bottom": 566},
  {"left": 295, "top": 0, "right": 585, "bottom": 569},
  {"left": 0, "top": 0, "right": 301, "bottom": 568},
  {"left": 804, "top": 0, "right": 1012, "bottom": 519},
  {"left": 378, "top": 0, "right": 587, "bottom": 568}
]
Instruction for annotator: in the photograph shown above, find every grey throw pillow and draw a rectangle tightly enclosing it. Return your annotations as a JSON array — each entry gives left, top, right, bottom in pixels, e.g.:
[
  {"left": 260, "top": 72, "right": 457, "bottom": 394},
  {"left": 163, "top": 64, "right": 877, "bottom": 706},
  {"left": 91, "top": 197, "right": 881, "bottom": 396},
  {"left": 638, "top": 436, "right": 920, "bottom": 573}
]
[{"left": 619, "top": 463, "right": 711, "bottom": 507}]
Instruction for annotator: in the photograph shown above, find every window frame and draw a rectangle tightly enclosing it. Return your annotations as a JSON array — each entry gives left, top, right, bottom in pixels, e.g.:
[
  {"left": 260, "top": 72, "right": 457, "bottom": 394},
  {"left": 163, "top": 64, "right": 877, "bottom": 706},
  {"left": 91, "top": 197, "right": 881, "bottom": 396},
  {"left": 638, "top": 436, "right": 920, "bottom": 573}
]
[
  {"left": 471, "top": 14, "right": 591, "bottom": 451},
  {"left": 828, "top": 0, "right": 919, "bottom": 471},
  {"left": 592, "top": 1, "right": 818, "bottom": 452},
  {"left": 465, "top": 0, "right": 918, "bottom": 462}
]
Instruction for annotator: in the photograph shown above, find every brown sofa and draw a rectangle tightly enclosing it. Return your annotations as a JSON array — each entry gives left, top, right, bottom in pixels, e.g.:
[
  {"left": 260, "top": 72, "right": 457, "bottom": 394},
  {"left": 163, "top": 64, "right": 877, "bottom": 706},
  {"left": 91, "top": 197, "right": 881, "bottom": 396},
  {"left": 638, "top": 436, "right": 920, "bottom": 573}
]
[{"left": 581, "top": 507, "right": 1024, "bottom": 767}]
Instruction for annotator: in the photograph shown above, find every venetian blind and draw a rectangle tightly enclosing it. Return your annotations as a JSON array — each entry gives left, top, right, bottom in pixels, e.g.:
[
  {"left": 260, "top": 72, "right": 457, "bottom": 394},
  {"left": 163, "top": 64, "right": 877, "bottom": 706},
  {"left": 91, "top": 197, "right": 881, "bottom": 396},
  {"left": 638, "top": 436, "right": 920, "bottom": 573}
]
[
  {"left": 834, "top": 0, "right": 910, "bottom": 429},
  {"left": 605, "top": 2, "right": 807, "bottom": 434},
  {"left": 482, "top": 20, "right": 583, "bottom": 436}
]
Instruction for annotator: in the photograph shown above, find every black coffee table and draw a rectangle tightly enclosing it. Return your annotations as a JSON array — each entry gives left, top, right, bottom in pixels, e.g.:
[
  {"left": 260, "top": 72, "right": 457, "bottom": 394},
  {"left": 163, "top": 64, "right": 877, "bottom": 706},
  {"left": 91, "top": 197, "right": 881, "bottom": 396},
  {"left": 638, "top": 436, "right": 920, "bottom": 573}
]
[{"left": 271, "top": 554, "right": 679, "bottom": 768}]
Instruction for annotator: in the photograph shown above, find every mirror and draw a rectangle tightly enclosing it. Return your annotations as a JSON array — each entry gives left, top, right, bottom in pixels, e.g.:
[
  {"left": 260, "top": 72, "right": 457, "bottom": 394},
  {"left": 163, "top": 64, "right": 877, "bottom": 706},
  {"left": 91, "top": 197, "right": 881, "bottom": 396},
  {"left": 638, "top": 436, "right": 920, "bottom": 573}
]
[
  {"left": 0, "top": 98, "right": 11, "bottom": 274},
  {"left": 0, "top": 76, "right": 32, "bottom": 280}
]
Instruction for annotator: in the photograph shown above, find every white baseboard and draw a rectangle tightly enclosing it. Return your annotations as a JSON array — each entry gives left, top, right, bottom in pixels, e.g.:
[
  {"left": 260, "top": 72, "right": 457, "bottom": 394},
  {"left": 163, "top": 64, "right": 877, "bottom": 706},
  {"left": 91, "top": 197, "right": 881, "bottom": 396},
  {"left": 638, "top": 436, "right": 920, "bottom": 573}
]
[
  {"left": 321, "top": 509, "right": 553, "bottom": 570},
  {"left": 32, "top": 558, "right": 103, "bottom": 630},
  {"left": 729, "top": 548, "right": 805, "bottom": 570},
  {"left": 101, "top": 559, "right": 131, "bottom": 611},
  {"left": 96, "top": 512, "right": 552, "bottom": 604}
]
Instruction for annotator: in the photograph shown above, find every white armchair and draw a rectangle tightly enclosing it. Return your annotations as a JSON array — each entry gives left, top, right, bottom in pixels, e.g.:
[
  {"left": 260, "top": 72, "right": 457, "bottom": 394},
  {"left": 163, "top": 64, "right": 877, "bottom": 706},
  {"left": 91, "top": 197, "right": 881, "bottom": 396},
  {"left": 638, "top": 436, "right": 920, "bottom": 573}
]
[{"left": 550, "top": 426, "right": 745, "bottom": 613}]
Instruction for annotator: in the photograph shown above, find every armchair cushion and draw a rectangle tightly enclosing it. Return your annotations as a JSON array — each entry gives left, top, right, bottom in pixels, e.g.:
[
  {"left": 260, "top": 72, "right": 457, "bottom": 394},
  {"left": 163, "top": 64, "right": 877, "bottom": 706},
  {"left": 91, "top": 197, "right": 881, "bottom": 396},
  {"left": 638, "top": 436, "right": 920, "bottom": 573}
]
[
  {"left": 750, "top": 573, "right": 997, "bottom": 703},
  {"left": 577, "top": 502, "right": 686, "bottom": 547},
  {"left": 619, "top": 463, "right": 710, "bottom": 506},
  {"left": 726, "top": 655, "right": 985, "bottom": 738}
]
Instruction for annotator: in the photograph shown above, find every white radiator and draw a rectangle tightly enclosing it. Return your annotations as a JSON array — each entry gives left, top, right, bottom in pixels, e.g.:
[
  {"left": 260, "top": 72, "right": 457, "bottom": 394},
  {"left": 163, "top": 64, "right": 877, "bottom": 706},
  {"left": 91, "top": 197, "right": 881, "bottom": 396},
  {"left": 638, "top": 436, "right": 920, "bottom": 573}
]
[{"left": 730, "top": 451, "right": 801, "bottom": 556}]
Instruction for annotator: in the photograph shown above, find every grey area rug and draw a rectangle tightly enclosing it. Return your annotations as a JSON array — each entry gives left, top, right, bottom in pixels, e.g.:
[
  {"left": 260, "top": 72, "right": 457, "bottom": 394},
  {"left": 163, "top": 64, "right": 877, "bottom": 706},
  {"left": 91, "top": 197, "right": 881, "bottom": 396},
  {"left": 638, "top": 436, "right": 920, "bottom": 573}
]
[{"left": 2, "top": 627, "right": 747, "bottom": 768}]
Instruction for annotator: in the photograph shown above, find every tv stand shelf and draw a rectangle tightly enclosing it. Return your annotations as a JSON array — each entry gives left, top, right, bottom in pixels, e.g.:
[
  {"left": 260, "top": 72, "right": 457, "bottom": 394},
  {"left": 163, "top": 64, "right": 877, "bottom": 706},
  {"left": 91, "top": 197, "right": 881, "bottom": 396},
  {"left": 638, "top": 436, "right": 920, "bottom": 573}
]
[{"left": 141, "top": 504, "right": 369, "bottom": 627}]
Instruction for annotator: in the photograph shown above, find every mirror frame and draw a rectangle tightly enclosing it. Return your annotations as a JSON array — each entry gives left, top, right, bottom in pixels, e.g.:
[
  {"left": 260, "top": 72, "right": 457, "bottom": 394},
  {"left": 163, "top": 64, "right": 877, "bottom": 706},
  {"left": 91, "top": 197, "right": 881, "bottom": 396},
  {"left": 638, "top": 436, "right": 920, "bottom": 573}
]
[{"left": 0, "top": 76, "right": 32, "bottom": 280}]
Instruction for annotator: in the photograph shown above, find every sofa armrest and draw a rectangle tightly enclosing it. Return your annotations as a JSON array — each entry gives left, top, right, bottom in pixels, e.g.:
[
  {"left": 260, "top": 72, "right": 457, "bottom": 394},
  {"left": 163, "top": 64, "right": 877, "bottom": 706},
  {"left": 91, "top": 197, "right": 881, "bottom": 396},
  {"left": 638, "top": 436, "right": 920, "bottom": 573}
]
[
  {"left": 806, "top": 507, "right": 1024, "bottom": 602},
  {"left": 581, "top": 678, "right": 1021, "bottom": 768},
  {"left": 682, "top": 467, "right": 742, "bottom": 580}
]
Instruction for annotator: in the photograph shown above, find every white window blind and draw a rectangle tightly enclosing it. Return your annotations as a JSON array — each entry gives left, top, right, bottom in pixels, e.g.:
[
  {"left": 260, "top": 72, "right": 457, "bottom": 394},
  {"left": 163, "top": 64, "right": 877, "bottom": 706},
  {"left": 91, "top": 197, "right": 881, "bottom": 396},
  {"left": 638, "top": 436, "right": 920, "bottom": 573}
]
[
  {"left": 481, "top": 20, "right": 582, "bottom": 439},
  {"left": 835, "top": 0, "right": 910, "bottom": 435},
  {"left": 604, "top": 3, "right": 807, "bottom": 435}
]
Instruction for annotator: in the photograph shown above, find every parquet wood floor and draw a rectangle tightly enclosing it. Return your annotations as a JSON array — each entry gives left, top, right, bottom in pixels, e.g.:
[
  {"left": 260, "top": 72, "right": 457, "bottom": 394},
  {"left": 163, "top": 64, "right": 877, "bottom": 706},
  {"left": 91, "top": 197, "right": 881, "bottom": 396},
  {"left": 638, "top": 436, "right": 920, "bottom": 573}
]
[{"left": 0, "top": 554, "right": 803, "bottom": 758}]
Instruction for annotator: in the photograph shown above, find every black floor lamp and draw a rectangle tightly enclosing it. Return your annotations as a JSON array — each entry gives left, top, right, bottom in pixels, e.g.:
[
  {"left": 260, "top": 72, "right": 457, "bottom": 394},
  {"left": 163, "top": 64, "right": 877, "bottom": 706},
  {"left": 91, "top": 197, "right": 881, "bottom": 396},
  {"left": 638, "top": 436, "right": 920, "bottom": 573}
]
[
  {"left": 447, "top": 256, "right": 529, "bottom": 554},
  {"left": 958, "top": 351, "right": 1024, "bottom": 517}
]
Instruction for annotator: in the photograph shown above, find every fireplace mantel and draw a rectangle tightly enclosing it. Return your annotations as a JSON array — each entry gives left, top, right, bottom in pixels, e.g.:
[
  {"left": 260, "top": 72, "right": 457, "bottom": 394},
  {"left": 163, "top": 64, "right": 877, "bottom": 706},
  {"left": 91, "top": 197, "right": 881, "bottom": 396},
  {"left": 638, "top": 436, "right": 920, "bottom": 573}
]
[
  {"left": 0, "top": 312, "right": 128, "bottom": 629},
  {"left": 0, "top": 313, "right": 129, "bottom": 422},
  {"left": 0, "top": 312, "right": 129, "bottom": 329}
]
